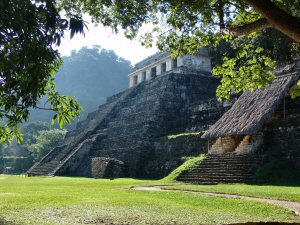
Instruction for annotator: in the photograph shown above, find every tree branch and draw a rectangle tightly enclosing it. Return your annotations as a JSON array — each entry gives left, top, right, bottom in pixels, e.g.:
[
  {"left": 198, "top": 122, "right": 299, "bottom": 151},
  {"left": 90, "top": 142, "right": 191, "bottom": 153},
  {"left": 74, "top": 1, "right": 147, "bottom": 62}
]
[
  {"left": 242, "top": 0, "right": 300, "bottom": 43},
  {"left": 216, "top": 0, "right": 225, "bottom": 29},
  {"left": 34, "top": 106, "right": 55, "bottom": 111},
  {"left": 221, "top": 18, "right": 272, "bottom": 36}
]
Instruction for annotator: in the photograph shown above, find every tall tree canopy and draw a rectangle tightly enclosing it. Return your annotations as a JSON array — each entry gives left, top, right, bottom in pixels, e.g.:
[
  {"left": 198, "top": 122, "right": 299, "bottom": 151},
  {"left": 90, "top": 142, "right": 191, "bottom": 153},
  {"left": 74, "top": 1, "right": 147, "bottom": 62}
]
[
  {"left": 0, "top": 0, "right": 86, "bottom": 142},
  {"left": 1, "top": 0, "right": 300, "bottom": 141},
  {"left": 59, "top": 0, "right": 300, "bottom": 48}
]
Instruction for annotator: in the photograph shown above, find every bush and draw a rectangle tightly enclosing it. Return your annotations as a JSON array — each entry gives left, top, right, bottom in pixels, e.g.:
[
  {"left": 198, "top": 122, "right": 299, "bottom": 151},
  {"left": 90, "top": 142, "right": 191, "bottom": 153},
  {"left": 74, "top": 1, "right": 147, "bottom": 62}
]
[
  {"left": 27, "top": 129, "right": 67, "bottom": 161},
  {"left": 255, "top": 157, "right": 300, "bottom": 185}
]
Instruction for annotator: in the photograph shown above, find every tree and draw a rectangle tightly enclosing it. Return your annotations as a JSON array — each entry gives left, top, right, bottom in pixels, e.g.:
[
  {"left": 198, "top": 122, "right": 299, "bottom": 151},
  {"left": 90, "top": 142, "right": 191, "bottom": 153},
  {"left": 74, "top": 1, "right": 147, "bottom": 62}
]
[
  {"left": 59, "top": 0, "right": 300, "bottom": 46},
  {"left": 237, "top": 0, "right": 300, "bottom": 42},
  {"left": 20, "top": 121, "right": 51, "bottom": 146},
  {"left": 0, "top": 121, "right": 54, "bottom": 172},
  {"left": 59, "top": 0, "right": 300, "bottom": 100},
  {"left": 0, "top": 0, "right": 85, "bottom": 143},
  {"left": 26, "top": 128, "right": 67, "bottom": 161}
]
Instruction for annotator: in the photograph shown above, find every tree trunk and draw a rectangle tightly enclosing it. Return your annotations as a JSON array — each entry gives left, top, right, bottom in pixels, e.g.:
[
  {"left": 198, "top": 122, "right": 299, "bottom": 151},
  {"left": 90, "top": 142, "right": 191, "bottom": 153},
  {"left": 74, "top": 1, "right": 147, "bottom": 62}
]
[{"left": 243, "top": 0, "right": 300, "bottom": 43}]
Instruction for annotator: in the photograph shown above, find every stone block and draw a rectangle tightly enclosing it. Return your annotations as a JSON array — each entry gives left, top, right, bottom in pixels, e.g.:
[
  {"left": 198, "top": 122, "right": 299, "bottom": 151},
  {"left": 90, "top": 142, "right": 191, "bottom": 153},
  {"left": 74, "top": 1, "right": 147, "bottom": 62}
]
[{"left": 91, "top": 157, "right": 127, "bottom": 178}]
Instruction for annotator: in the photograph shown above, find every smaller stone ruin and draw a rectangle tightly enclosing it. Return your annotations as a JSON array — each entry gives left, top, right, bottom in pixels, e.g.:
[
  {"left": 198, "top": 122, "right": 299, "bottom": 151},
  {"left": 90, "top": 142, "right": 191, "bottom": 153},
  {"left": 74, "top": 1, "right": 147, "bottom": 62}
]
[{"left": 91, "top": 157, "right": 127, "bottom": 179}]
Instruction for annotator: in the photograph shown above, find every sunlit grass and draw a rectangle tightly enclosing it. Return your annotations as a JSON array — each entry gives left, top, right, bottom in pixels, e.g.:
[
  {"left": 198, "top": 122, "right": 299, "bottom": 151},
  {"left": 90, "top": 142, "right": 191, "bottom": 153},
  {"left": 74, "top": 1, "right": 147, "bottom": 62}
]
[{"left": 0, "top": 175, "right": 298, "bottom": 225}]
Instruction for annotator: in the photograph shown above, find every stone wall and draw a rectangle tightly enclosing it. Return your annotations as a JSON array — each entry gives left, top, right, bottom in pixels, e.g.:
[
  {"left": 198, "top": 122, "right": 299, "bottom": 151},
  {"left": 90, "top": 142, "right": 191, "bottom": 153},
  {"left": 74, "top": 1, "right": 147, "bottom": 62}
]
[
  {"left": 262, "top": 96, "right": 300, "bottom": 171},
  {"left": 148, "top": 134, "right": 207, "bottom": 178},
  {"left": 182, "top": 55, "right": 211, "bottom": 72},
  {"left": 129, "top": 51, "right": 211, "bottom": 88}
]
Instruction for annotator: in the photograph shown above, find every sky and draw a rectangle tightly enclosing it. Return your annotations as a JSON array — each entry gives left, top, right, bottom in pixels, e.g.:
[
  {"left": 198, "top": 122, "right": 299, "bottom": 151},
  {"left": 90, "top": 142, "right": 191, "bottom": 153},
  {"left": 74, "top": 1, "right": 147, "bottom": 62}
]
[{"left": 57, "top": 18, "right": 159, "bottom": 66}]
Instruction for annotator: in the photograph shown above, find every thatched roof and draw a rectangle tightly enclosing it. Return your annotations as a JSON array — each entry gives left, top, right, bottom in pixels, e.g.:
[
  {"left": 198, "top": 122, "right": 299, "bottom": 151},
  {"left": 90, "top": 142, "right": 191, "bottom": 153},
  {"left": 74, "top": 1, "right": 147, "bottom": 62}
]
[{"left": 202, "top": 72, "right": 299, "bottom": 138}]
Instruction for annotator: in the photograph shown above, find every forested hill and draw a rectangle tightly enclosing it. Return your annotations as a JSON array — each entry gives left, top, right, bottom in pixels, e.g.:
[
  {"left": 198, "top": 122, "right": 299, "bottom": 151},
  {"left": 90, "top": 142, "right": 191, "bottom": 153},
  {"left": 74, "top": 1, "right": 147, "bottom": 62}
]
[{"left": 29, "top": 46, "right": 132, "bottom": 125}]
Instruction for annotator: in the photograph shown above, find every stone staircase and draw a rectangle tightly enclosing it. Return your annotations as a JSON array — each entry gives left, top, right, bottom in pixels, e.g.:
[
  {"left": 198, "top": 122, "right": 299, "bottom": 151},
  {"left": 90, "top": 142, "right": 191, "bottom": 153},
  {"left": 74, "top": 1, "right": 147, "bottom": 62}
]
[
  {"left": 177, "top": 153, "right": 264, "bottom": 184},
  {"left": 27, "top": 145, "right": 66, "bottom": 176},
  {"left": 27, "top": 86, "right": 136, "bottom": 176}
]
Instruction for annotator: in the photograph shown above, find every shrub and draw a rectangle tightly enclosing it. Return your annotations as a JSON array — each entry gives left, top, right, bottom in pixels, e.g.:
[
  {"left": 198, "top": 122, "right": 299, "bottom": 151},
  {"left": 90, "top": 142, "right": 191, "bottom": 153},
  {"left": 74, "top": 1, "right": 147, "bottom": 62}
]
[{"left": 255, "top": 157, "right": 300, "bottom": 185}]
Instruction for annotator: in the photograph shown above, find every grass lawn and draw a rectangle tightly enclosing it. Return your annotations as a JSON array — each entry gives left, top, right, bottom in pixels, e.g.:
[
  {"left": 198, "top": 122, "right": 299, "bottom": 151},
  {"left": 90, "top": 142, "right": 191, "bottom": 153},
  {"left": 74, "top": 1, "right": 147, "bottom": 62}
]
[
  {"left": 0, "top": 175, "right": 299, "bottom": 225},
  {"left": 162, "top": 183, "right": 300, "bottom": 202}
]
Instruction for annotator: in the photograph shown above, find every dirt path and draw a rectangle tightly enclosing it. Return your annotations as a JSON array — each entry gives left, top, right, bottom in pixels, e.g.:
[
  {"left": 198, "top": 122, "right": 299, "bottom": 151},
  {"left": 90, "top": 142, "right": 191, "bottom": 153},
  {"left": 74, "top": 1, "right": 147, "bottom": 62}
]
[{"left": 132, "top": 186, "right": 300, "bottom": 218}]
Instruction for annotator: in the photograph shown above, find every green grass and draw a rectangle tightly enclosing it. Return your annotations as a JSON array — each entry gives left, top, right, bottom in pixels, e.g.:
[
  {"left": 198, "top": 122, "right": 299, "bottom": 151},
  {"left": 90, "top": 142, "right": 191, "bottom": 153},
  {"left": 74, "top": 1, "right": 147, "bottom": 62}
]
[
  {"left": 161, "top": 155, "right": 206, "bottom": 182},
  {"left": 0, "top": 175, "right": 298, "bottom": 224},
  {"left": 162, "top": 183, "right": 300, "bottom": 202}
]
